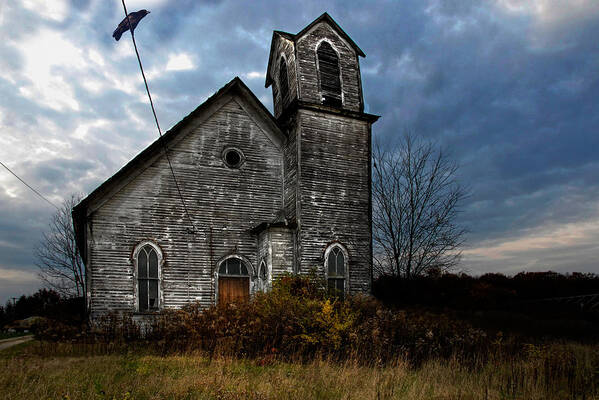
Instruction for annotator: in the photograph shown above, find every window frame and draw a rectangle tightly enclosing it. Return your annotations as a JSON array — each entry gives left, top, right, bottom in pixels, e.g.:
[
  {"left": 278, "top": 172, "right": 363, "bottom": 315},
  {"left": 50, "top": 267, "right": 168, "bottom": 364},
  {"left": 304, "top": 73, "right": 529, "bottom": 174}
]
[
  {"left": 132, "top": 240, "right": 164, "bottom": 313},
  {"left": 218, "top": 256, "right": 251, "bottom": 278},
  {"left": 221, "top": 147, "right": 245, "bottom": 169},
  {"left": 315, "top": 39, "right": 343, "bottom": 107},
  {"left": 324, "top": 242, "right": 349, "bottom": 297}
]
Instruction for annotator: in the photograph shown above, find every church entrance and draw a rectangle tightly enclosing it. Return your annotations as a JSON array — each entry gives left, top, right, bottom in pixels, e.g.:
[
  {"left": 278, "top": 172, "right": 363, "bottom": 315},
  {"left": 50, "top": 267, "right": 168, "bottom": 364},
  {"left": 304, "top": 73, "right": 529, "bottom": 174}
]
[{"left": 217, "top": 257, "right": 250, "bottom": 306}]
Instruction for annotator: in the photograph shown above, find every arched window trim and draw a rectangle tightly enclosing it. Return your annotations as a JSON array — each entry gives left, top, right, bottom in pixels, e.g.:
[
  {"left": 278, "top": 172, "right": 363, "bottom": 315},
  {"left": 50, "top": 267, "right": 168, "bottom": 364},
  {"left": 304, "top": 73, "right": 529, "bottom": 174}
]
[
  {"left": 215, "top": 254, "right": 255, "bottom": 278},
  {"left": 324, "top": 242, "right": 349, "bottom": 295},
  {"left": 315, "top": 39, "right": 344, "bottom": 107},
  {"left": 278, "top": 55, "right": 290, "bottom": 107},
  {"left": 132, "top": 240, "right": 164, "bottom": 313},
  {"left": 214, "top": 254, "right": 254, "bottom": 305}
]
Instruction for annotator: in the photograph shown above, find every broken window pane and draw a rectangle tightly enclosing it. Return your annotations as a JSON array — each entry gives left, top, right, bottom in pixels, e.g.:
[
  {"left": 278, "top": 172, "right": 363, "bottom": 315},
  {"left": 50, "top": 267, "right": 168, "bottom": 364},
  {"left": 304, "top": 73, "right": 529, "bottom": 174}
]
[
  {"left": 149, "top": 280, "right": 158, "bottom": 309},
  {"left": 139, "top": 280, "right": 148, "bottom": 311}
]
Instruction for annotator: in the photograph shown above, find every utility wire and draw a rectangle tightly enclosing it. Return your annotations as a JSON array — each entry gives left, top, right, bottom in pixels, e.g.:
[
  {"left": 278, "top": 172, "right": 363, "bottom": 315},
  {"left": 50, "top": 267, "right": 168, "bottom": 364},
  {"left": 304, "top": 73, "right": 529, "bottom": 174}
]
[
  {"left": 120, "top": 0, "right": 197, "bottom": 234},
  {"left": 0, "top": 160, "right": 60, "bottom": 210}
]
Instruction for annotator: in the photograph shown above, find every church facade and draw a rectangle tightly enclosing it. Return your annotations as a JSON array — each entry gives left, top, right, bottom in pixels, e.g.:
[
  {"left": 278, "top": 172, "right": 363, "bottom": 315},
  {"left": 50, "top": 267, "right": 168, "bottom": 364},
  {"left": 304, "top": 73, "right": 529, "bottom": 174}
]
[{"left": 73, "top": 13, "right": 378, "bottom": 318}]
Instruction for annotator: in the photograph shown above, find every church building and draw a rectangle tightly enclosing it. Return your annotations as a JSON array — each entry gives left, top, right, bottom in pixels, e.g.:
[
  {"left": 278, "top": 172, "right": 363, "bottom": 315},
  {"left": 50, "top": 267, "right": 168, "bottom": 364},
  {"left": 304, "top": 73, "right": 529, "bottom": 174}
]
[{"left": 73, "top": 13, "right": 379, "bottom": 318}]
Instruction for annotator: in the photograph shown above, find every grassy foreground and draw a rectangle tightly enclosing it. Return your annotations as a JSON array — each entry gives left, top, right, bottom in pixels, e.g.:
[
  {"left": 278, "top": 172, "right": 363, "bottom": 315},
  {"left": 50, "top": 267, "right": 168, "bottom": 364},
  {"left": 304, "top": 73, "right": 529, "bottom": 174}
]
[{"left": 1, "top": 341, "right": 598, "bottom": 400}]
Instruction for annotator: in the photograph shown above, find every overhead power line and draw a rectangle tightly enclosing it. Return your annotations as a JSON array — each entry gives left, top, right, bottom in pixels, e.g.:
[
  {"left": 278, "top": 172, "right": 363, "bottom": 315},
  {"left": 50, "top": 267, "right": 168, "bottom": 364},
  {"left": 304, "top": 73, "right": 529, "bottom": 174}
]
[
  {"left": 120, "top": 0, "right": 197, "bottom": 234},
  {"left": 0, "top": 160, "right": 60, "bottom": 210}
]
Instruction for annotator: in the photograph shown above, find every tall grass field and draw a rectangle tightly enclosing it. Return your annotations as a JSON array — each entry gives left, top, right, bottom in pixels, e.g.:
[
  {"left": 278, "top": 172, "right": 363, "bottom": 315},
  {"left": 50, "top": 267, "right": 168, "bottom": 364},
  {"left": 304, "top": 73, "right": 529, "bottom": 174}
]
[
  {"left": 1, "top": 340, "right": 598, "bottom": 399},
  {"left": 2, "top": 274, "right": 599, "bottom": 399}
]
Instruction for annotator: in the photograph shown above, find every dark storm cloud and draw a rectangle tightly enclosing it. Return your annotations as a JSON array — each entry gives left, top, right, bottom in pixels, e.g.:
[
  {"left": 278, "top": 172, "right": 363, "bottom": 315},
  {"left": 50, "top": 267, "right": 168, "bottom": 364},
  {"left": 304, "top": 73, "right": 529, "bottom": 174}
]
[{"left": 337, "top": 1, "right": 599, "bottom": 245}]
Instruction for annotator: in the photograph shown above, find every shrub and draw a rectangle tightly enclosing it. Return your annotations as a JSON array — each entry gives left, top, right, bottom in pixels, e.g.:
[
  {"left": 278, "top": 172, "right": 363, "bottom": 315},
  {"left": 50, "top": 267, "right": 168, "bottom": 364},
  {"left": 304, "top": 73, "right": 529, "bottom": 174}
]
[{"left": 34, "top": 274, "right": 496, "bottom": 366}]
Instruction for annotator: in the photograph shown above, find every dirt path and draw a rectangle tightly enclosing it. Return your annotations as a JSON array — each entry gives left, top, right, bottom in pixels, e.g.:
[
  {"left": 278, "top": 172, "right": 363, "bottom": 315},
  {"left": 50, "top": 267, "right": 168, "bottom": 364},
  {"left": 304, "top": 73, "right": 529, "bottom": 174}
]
[{"left": 0, "top": 335, "right": 33, "bottom": 351}]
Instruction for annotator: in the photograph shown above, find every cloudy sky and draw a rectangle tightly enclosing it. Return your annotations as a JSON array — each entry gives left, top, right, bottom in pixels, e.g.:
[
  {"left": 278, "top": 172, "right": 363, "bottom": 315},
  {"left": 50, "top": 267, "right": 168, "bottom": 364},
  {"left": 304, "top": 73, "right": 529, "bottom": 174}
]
[{"left": 0, "top": 0, "right": 598, "bottom": 304}]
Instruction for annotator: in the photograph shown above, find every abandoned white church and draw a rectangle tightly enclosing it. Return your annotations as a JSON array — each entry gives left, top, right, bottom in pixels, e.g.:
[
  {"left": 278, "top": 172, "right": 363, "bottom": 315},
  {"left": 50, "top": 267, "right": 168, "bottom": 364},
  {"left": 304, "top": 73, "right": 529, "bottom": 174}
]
[{"left": 73, "top": 13, "right": 379, "bottom": 318}]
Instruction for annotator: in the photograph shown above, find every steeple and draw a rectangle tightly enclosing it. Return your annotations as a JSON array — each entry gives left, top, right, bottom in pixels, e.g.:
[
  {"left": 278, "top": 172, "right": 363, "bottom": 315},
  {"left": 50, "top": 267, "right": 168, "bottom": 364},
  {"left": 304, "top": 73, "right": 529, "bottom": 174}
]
[
  {"left": 265, "top": 12, "right": 366, "bottom": 119},
  {"left": 265, "top": 13, "right": 378, "bottom": 295}
]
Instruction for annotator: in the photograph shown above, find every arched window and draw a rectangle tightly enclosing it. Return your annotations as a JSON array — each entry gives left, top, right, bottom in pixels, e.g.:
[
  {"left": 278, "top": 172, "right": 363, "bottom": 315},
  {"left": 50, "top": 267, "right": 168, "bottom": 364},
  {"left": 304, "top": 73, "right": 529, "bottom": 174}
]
[
  {"left": 279, "top": 57, "right": 290, "bottom": 106},
  {"left": 258, "top": 259, "right": 268, "bottom": 292},
  {"left": 218, "top": 256, "right": 250, "bottom": 305},
  {"left": 317, "top": 41, "right": 342, "bottom": 107},
  {"left": 218, "top": 257, "right": 249, "bottom": 276},
  {"left": 259, "top": 259, "right": 267, "bottom": 281},
  {"left": 325, "top": 244, "right": 347, "bottom": 298},
  {"left": 134, "top": 242, "right": 162, "bottom": 312}
]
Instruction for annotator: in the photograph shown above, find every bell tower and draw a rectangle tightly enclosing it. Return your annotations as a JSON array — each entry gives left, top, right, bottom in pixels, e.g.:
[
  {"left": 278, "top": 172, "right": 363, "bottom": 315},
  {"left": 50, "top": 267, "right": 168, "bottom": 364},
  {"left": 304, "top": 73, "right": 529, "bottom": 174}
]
[
  {"left": 266, "top": 12, "right": 367, "bottom": 117},
  {"left": 265, "top": 13, "right": 378, "bottom": 294}
]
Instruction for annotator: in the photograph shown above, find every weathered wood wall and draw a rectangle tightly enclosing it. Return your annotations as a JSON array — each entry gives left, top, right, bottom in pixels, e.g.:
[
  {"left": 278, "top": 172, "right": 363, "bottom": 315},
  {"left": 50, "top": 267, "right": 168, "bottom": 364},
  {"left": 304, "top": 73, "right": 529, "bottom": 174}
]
[
  {"left": 269, "top": 227, "right": 295, "bottom": 276},
  {"left": 283, "top": 115, "right": 298, "bottom": 221},
  {"left": 294, "top": 109, "right": 372, "bottom": 294},
  {"left": 276, "top": 20, "right": 372, "bottom": 294},
  {"left": 256, "top": 225, "right": 295, "bottom": 287},
  {"left": 87, "top": 98, "right": 284, "bottom": 318},
  {"left": 85, "top": 15, "right": 375, "bottom": 318}
]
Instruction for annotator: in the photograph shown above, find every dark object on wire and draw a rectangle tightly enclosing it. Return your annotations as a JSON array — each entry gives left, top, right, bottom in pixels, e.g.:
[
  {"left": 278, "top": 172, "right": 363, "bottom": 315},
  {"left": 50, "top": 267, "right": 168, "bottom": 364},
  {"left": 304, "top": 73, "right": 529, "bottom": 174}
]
[{"left": 113, "top": 9, "right": 150, "bottom": 41}]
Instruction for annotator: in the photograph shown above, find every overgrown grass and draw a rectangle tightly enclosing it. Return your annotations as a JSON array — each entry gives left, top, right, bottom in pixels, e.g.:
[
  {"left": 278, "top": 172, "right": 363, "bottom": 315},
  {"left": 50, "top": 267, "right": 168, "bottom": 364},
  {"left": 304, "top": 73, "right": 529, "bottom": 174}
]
[
  {"left": 18, "top": 274, "right": 599, "bottom": 398},
  {"left": 35, "top": 275, "right": 498, "bottom": 366},
  {"left": 1, "top": 340, "right": 597, "bottom": 399}
]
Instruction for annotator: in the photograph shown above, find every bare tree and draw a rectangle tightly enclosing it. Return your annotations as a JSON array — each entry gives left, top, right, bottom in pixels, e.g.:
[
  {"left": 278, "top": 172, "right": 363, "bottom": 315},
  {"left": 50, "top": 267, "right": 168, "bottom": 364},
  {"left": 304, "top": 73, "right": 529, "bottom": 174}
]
[
  {"left": 36, "top": 194, "right": 86, "bottom": 303},
  {"left": 372, "top": 134, "right": 466, "bottom": 278}
]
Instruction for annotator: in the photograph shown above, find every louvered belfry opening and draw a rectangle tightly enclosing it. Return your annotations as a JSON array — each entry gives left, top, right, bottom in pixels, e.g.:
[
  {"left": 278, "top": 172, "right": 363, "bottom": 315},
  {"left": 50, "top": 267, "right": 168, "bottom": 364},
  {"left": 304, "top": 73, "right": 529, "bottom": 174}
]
[
  {"left": 279, "top": 58, "right": 290, "bottom": 106},
  {"left": 317, "top": 41, "right": 342, "bottom": 107}
]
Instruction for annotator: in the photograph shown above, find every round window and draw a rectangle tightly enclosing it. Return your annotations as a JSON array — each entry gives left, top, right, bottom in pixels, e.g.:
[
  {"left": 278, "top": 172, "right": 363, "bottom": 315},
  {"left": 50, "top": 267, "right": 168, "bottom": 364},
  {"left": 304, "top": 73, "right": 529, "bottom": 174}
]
[{"left": 222, "top": 148, "right": 244, "bottom": 168}]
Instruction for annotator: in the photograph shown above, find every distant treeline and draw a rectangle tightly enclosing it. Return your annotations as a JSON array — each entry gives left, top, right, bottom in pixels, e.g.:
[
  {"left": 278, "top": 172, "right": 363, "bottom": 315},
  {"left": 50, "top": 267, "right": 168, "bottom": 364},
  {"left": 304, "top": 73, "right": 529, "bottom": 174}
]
[
  {"left": 0, "top": 289, "right": 84, "bottom": 329},
  {"left": 3, "top": 271, "right": 598, "bottom": 330},
  {"left": 373, "top": 271, "right": 599, "bottom": 312}
]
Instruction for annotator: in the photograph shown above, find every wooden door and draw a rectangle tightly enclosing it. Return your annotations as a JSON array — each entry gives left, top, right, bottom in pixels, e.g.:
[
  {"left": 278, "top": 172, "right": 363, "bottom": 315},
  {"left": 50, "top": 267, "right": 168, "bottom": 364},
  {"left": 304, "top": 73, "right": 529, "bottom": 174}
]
[{"left": 218, "top": 277, "right": 249, "bottom": 306}]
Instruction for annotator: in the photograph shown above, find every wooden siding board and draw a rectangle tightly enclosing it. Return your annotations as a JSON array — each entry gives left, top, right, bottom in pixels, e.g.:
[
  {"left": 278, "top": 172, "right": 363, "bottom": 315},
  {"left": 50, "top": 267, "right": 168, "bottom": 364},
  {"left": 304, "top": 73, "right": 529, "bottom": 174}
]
[
  {"left": 296, "top": 109, "right": 372, "bottom": 294},
  {"left": 283, "top": 119, "right": 298, "bottom": 221},
  {"left": 270, "top": 227, "right": 294, "bottom": 277},
  {"left": 89, "top": 99, "right": 284, "bottom": 317}
]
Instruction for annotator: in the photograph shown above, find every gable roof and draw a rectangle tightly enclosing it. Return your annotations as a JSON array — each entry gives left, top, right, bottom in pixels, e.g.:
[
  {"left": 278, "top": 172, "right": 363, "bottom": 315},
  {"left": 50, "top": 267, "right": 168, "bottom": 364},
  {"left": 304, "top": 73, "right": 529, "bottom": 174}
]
[
  {"left": 72, "top": 77, "right": 283, "bottom": 260},
  {"left": 265, "top": 12, "right": 365, "bottom": 88}
]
